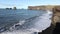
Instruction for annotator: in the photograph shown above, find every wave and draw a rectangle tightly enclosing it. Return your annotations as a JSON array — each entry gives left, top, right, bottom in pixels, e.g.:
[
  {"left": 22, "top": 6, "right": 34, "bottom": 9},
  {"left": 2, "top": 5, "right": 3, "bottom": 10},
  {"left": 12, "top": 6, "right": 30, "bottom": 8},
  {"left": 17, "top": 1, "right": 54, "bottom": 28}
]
[{"left": 0, "top": 10, "right": 52, "bottom": 34}]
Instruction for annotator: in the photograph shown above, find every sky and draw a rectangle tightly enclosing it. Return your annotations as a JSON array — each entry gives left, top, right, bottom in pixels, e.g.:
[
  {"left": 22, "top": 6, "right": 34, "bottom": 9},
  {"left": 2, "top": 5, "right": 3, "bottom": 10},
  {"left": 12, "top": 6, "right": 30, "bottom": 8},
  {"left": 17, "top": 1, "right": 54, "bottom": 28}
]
[{"left": 0, "top": 0, "right": 60, "bottom": 9}]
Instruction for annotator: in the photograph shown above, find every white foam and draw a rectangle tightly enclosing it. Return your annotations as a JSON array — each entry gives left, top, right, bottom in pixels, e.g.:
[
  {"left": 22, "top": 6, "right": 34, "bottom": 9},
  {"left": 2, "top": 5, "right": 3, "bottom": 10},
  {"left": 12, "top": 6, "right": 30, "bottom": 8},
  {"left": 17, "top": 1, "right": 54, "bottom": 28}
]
[
  {"left": 0, "top": 30, "right": 33, "bottom": 34},
  {"left": 9, "top": 20, "right": 26, "bottom": 31},
  {"left": 47, "top": 10, "right": 52, "bottom": 14},
  {"left": 29, "top": 10, "right": 52, "bottom": 32},
  {"left": 16, "top": 20, "right": 25, "bottom": 25}
]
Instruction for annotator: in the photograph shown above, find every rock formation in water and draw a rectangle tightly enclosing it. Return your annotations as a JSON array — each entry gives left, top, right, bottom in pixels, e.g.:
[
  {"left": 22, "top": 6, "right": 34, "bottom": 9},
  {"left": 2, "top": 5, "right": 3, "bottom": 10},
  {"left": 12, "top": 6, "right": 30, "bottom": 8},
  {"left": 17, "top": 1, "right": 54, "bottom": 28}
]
[
  {"left": 6, "top": 8, "right": 12, "bottom": 10},
  {"left": 13, "top": 7, "right": 17, "bottom": 10}
]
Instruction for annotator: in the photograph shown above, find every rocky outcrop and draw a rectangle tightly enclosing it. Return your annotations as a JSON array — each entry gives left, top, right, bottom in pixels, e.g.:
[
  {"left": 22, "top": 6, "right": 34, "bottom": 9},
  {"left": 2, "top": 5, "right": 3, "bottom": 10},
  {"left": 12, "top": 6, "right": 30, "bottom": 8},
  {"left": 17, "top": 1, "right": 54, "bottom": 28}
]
[
  {"left": 52, "top": 6, "right": 60, "bottom": 25},
  {"left": 28, "top": 6, "right": 46, "bottom": 10},
  {"left": 13, "top": 7, "right": 17, "bottom": 10},
  {"left": 28, "top": 5, "right": 54, "bottom": 10},
  {"left": 6, "top": 8, "right": 12, "bottom": 10}
]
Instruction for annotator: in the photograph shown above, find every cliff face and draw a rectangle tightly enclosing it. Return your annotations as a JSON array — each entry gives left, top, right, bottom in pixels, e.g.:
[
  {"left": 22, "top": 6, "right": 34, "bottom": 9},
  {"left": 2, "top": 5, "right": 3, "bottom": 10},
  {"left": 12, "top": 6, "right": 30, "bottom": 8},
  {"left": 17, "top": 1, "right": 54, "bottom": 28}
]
[
  {"left": 52, "top": 6, "right": 60, "bottom": 25},
  {"left": 46, "top": 5, "right": 54, "bottom": 10},
  {"left": 28, "top": 6, "right": 46, "bottom": 10},
  {"left": 28, "top": 5, "right": 54, "bottom": 10}
]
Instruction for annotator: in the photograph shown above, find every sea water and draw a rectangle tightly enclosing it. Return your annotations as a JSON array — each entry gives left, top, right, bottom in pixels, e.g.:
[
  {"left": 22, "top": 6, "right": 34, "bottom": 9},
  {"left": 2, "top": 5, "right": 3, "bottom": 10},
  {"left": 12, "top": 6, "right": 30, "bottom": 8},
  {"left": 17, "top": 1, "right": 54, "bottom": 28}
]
[{"left": 0, "top": 9, "right": 52, "bottom": 34}]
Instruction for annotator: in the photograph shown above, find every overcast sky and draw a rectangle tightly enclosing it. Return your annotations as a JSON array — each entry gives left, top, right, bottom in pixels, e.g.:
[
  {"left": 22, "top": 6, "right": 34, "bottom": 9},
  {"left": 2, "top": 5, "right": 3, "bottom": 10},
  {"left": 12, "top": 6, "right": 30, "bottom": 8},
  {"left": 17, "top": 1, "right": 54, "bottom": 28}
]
[{"left": 0, "top": 0, "right": 60, "bottom": 9}]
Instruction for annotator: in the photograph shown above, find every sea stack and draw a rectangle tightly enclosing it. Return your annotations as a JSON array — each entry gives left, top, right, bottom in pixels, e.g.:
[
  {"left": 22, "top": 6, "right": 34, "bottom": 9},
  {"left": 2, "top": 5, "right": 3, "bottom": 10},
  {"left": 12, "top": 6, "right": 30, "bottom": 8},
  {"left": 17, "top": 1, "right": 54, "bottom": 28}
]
[
  {"left": 6, "top": 8, "right": 12, "bottom": 10},
  {"left": 13, "top": 7, "right": 17, "bottom": 10}
]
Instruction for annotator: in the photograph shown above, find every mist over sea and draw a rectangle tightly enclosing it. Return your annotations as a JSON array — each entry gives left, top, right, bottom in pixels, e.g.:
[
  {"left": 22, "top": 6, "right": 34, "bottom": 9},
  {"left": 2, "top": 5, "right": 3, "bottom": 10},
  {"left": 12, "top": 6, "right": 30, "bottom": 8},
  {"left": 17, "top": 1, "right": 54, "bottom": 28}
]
[{"left": 0, "top": 9, "right": 52, "bottom": 34}]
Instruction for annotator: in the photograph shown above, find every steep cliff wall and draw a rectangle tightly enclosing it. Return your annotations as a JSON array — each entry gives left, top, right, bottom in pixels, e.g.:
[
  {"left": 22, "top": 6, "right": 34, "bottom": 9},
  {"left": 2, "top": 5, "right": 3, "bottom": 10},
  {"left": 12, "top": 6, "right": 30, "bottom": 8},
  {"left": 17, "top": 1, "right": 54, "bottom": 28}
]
[
  {"left": 28, "top": 5, "right": 54, "bottom": 10},
  {"left": 28, "top": 6, "right": 46, "bottom": 10},
  {"left": 52, "top": 6, "right": 60, "bottom": 25}
]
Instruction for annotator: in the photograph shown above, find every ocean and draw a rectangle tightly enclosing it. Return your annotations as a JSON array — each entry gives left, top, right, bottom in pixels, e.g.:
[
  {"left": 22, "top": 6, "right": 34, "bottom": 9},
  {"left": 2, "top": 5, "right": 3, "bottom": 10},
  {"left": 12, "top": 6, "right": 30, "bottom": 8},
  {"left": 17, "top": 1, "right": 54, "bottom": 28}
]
[{"left": 0, "top": 9, "right": 52, "bottom": 34}]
